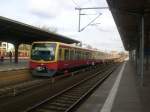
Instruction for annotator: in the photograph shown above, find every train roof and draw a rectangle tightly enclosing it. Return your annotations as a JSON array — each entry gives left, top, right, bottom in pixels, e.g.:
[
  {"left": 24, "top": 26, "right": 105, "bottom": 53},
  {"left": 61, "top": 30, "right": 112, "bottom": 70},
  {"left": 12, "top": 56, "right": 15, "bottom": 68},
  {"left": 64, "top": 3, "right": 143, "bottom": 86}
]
[
  {"left": 32, "top": 41, "right": 107, "bottom": 53},
  {"left": 59, "top": 42, "right": 101, "bottom": 52}
]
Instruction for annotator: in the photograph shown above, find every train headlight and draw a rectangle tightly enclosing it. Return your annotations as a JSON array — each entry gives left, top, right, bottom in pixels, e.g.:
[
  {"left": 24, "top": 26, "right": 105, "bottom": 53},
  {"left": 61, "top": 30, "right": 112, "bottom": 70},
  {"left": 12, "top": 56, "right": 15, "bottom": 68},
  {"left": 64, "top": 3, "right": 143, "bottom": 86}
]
[
  {"left": 36, "top": 66, "right": 43, "bottom": 71},
  {"left": 36, "top": 66, "right": 48, "bottom": 73}
]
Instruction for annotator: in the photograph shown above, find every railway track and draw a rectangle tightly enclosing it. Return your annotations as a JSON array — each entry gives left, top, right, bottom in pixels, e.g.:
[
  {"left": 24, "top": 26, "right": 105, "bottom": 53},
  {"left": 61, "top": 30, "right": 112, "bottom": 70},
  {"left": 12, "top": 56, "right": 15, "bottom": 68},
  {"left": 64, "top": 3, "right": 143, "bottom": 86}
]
[
  {"left": 0, "top": 69, "right": 32, "bottom": 88},
  {"left": 0, "top": 79, "right": 48, "bottom": 98},
  {"left": 0, "top": 64, "right": 106, "bottom": 98},
  {"left": 24, "top": 64, "right": 117, "bottom": 112}
]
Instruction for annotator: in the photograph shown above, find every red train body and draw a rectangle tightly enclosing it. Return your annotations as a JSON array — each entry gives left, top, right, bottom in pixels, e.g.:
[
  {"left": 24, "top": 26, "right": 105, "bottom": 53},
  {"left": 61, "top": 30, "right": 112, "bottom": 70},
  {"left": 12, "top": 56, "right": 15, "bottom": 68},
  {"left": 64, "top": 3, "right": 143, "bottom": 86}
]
[{"left": 29, "top": 42, "right": 113, "bottom": 76}]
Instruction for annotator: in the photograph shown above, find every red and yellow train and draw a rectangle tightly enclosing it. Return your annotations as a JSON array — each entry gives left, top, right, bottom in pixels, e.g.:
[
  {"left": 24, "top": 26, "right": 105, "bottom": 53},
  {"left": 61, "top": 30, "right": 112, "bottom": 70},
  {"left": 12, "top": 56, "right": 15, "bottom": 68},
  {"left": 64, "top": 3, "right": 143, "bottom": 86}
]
[{"left": 29, "top": 41, "right": 114, "bottom": 77}]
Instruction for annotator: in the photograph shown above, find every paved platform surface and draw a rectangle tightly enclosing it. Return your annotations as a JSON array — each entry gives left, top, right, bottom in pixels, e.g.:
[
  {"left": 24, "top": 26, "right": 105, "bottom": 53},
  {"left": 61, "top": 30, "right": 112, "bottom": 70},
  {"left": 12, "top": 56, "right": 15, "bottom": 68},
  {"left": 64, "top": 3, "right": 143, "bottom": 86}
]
[
  {"left": 0, "top": 59, "right": 28, "bottom": 71},
  {"left": 140, "top": 64, "right": 150, "bottom": 112},
  {"left": 111, "top": 62, "right": 142, "bottom": 112},
  {"left": 76, "top": 61, "right": 144, "bottom": 112}
]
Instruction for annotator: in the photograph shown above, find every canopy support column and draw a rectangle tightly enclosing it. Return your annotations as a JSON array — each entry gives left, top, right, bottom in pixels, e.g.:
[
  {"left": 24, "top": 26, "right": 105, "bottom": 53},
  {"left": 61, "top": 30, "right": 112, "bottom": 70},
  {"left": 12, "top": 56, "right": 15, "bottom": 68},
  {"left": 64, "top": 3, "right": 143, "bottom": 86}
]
[
  {"left": 140, "top": 15, "right": 144, "bottom": 86},
  {"left": 14, "top": 42, "right": 20, "bottom": 64}
]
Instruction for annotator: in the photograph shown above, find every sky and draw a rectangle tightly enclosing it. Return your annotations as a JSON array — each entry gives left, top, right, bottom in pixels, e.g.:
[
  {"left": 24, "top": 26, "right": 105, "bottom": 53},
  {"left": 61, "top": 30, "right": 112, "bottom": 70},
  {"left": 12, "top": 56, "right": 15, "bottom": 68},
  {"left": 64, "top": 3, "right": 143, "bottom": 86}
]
[{"left": 0, "top": 0, "right": 125, "bottom": 52}]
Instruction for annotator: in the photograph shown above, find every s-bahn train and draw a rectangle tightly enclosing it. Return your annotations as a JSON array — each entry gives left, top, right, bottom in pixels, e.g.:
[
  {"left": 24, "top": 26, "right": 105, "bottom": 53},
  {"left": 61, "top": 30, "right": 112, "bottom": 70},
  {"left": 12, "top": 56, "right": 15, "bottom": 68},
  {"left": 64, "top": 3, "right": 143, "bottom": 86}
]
[{"left": 29, "top": 41, "right": 115, "bottom": 77}]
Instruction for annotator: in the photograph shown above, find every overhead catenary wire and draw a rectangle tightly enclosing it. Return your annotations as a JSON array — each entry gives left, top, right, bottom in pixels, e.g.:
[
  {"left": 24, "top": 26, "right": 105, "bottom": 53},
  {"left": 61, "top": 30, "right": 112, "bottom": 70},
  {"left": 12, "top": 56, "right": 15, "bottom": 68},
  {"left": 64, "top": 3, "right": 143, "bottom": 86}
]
[
  {"left": 72, "top": 0, "right": 109, "bottom": 32},
  {"left": 71, "top": 0, "right": 80, "bottom": 8}
]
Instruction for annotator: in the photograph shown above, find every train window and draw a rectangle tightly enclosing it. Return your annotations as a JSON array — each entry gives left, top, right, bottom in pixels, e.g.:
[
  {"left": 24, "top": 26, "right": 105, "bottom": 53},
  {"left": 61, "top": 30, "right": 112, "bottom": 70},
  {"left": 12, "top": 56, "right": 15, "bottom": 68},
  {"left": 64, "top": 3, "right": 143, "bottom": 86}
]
[
  {"left": 75, "top": 49, "right": 82, "bottom": 60},
  {"left": 70, "top": 49, "right": 74, "bottom": 60},
  {"left": 82, "top": 51, "right": 85, "bottom": 60},
  {"left": 82, "top": 52, "right": 84, "bottom": 60},
  {"left": 31, "top": 43, "right": 56, "bottom": 61},
  {"left": 74, "top": 50, "right": 77, "bottom": 60},
  {"left": 83, "top": 52, "right": 86, "bottom": 60},
  {"left": 85, "top": 52, "right": 89, "bottom": 59},
  {"left": 85, "top": 52, "right": 87, "bottom": 59},
  {"left": 89, "top": 52, "right": 92, "bottom": 59},
  {"left": 64, "top": 49, "right": 69, "bottom": 60},
  {"left": 76, "top": 50, "right": 79, "bottom": 60},
  {"left": 81, "top": 51, "right": 83, "bottom": 60},
  {"left": 92, "top": 52, "right": 95, "bottom": 59},
  {"left": 78, "top": 51, "right": 80, "bottom": 60},
  {"left": 80, "top": 51, "right": 82, "bottom": 60},
  {"left": 77, "top": 51, "right": 79, "bottom": 60},
  {"left": 75, "top": 50, "right": 78, "bottom": 60}
]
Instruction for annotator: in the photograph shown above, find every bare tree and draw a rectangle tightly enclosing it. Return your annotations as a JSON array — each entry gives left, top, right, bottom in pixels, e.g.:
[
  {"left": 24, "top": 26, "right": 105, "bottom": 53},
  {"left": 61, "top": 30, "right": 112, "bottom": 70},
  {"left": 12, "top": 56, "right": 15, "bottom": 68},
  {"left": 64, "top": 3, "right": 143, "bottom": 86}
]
[
  {"left": 38, "top": 25, "right": 58, "bottom": 33},
  {"left": 86, "top": 44, "right": 93, "bottom": 49}
]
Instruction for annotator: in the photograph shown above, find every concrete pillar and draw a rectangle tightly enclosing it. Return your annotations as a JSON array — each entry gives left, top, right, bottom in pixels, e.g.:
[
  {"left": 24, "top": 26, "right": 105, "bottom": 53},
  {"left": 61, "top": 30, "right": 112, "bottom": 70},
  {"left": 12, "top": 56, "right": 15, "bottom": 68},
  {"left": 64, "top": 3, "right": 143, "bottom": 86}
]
[
  {"left": 129, "top": 50, "right": 134, "bottom": 62},
  {"left": 139, "top": 15, "right": 144, "bottom": 85},
  {"left": 146, "top": 53, "right": 149, "bottom": 70},
  {"left": 136, "top": 48, "right": 139, "bottom": 74},
  {"left": 129, "top": 51, "right": 131, "bottom": 61},
  {"left": 129, "top": 51, "right": 132, "bottom": 61},
  {"left": 145, "top": 32, "right": 149, "bottom": 70},
  {"left": 14, "top": 43, "right": 20, "bottom": 64}
]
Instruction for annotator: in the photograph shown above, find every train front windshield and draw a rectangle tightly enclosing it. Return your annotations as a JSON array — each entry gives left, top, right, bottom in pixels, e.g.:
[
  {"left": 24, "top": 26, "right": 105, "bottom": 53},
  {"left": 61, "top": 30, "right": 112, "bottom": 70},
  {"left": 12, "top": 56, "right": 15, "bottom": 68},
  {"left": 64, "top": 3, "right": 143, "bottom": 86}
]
[{"left": 31, "top": 43, "right": 56, "bottom": 61}]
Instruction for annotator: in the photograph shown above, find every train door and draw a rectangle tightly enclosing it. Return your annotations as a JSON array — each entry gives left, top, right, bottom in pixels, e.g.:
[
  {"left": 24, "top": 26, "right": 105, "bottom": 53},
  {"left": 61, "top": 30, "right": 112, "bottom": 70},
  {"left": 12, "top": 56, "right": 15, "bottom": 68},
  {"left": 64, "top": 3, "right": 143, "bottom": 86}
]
[
  {"left": 58, "top": 48, "right": 63, "bottom": 61},
  {"left": 58, "top": 47, "right": 64, "bottom": 70},
  {"left": 64, "top": 48, "right": 70, "bottom": 69},
  {"left": 70, "top": 48, "right": 75, "bottom": 68}
]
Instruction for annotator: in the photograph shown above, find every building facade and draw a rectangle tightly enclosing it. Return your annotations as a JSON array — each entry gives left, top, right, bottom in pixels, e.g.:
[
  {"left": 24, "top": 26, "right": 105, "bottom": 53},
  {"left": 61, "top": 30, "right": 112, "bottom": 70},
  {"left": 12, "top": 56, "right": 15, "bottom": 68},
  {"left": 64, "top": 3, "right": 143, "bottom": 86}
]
[
  {"left": 0, "top": 42, "right": 30, "bottom": 58},
  {"left": 0, "top": 42, "right": 8, "bottom": 56}
]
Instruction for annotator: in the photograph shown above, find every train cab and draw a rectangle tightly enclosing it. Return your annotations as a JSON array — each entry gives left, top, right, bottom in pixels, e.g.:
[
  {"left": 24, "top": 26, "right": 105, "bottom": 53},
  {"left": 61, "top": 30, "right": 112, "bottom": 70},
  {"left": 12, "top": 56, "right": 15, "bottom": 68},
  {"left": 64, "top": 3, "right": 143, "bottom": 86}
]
[{"left": 29, "top": 42, "right": 59, "bottom": 76}]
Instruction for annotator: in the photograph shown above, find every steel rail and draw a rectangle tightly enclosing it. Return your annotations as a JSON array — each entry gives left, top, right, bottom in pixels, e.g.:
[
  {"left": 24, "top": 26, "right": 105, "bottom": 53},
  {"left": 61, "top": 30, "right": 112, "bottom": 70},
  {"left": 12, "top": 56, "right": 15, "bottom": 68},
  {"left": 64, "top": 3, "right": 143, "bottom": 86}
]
[
  {"left": 24, "top": 64, "right": 117, "bottom": 112},
  {"left": 0, "top": 64, "right": 107, "bottom": 98}
]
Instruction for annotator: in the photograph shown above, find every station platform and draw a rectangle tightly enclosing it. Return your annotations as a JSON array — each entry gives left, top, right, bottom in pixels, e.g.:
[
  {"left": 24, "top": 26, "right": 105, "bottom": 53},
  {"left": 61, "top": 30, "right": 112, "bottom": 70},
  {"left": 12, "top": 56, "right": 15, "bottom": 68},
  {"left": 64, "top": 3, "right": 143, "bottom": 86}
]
[
  {"left": 0, "top": 59, "right": 28, "bottom": 71},
  {"left": 76, "top": 61, "right": 150, "bottom": 112}
]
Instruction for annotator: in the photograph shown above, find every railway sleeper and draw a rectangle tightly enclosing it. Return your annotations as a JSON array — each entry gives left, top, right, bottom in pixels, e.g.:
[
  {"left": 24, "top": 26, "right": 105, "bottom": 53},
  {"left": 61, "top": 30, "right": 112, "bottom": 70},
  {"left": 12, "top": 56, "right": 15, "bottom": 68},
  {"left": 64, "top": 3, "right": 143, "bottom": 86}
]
[
  {"left": 70, "top": 87, "right": 85, "bottom": 90},
  {"left": 64, "top": 92, "right": 82, "bottom": 96},
  {"left": 61, "top": 95, "right": 79, "bottom": 99},
  {"left": 56, "top": 97, "right": 77, "bottom": 102},
  {"left": 73, "top": 86, "right": 90, "bottom": 90},
  {"left": 50, "top": 102, "right": 71, "bottom": 108},
  {"left": 41, "top": 105, "right": 66, "bottom": 111},
  {"left": 75, "top": 86, "right": 92, "bottom": 91},
  {"left": 67, "top": 91, "right": 82, "bottom": 94},
  {"left": 54, "top": 99, "right": 74, "bottom": 105},
  {"left": 34, "top": 108, "right": 56, "bottom": 112},
  {"left": 67, "top": 88, "right": 88, "bottom": 93},
  {"left": 59, "top": 97, "right": 78, "bottom": 102},
  {"left": 66, "top": 92, "right": 83, "bottom": 96},
  {"left": 80, "top": 84, "right": 94, "bottom": 87},
  {"left": 69, "top": 89, "right": 84, "bottom": 92},
  {"left": 34, "top": 108, "right": 51, "bottom": 112},
  {"left": 84, "top": 81, "right": 99, "bottom": 86}
]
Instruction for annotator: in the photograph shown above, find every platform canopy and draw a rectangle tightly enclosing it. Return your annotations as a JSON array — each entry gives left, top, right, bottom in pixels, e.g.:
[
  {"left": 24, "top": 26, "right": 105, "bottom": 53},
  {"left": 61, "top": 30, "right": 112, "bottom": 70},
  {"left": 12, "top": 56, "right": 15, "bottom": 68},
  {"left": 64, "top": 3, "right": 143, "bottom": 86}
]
[
  {"left": 0, "top": 16, "right": 80, "bottom": 44},
  {"left": 106, "top": 0, "right": 150, "bottom": 51}
]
